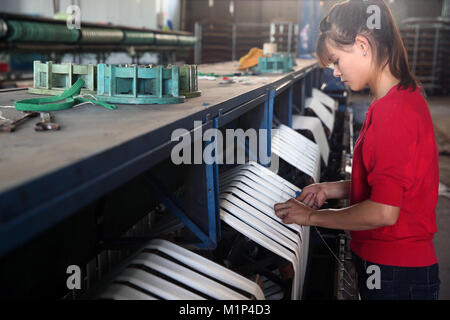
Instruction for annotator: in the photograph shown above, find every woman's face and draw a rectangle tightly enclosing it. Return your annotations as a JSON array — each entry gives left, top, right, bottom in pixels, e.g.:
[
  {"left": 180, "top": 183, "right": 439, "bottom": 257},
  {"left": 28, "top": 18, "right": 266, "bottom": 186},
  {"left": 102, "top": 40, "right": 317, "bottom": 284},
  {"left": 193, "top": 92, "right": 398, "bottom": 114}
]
[{"left": 326, "top": 38, "right": 373, "bottom": 91}]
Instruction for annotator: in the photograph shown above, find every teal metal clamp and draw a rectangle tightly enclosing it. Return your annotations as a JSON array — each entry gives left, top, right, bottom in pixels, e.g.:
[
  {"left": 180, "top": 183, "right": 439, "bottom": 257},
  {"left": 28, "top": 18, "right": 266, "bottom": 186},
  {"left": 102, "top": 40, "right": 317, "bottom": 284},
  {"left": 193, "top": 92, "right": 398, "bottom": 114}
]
[
  {"left": 96, "top": 64, "right": 187, "bottom": 105},
  {"left": 179, "top": 65, "right": 201, "bottom": 98},
  {"left": 254, "top": 52, "right": 297, "bottom": 74},
  {"left": 29, "top": 61, "right": 96, "bottom": 96}
]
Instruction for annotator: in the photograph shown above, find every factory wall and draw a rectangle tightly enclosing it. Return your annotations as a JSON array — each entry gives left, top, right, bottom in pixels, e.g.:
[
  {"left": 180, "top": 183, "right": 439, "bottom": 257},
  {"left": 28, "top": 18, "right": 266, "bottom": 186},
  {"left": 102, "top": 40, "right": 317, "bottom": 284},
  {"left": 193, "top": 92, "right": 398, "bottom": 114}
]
[{"left": 0, "top": 0, "right": 182, "bottom": 31}]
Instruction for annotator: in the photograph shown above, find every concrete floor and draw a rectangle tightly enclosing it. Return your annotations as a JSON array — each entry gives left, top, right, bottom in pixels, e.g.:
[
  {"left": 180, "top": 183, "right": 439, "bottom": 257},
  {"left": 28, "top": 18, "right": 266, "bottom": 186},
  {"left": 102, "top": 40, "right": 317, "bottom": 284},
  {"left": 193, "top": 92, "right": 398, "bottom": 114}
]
[{"left": 350, "top": 92, "right": 450, "bottom": 300}]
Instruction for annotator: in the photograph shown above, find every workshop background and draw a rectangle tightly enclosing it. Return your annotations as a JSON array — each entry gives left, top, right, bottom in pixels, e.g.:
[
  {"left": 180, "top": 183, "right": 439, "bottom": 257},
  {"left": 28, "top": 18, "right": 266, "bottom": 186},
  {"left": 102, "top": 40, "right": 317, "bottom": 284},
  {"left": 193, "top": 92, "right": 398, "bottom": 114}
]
[{"left": 0, "top": 0, "right": 449, "bottom": 301}]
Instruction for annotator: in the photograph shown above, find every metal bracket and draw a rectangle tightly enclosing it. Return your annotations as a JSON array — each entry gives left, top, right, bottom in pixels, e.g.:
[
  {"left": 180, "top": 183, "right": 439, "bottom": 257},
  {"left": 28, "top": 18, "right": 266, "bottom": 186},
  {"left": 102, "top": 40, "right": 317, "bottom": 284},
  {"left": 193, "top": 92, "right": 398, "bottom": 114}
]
[{"left": 145, "top": 117, "right": 220, "bottom": 250}]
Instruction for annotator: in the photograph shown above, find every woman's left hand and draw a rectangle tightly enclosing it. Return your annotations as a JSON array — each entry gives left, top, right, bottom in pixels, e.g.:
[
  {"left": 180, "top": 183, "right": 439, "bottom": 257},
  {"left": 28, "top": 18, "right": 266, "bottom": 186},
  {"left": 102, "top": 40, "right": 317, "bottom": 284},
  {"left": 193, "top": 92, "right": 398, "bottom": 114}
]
[{"left": 274, "top": 198, "right": 316, "bottom": 225}]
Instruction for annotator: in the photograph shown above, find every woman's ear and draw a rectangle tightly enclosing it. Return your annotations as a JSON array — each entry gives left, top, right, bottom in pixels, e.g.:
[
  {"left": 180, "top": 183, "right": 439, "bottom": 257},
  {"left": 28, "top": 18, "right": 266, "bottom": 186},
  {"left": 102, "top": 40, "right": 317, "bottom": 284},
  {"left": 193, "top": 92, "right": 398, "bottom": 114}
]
[{"left": 355, "top": 35, "right": 370, "bottom": 56}]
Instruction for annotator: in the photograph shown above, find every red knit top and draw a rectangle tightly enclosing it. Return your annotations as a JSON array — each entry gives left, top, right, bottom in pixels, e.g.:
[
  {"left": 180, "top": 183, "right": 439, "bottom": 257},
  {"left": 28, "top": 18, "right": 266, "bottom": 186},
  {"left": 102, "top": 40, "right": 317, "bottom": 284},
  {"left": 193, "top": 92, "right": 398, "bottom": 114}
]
[{"left": 349, "top": 85, "right": 439, "bottom": 267}]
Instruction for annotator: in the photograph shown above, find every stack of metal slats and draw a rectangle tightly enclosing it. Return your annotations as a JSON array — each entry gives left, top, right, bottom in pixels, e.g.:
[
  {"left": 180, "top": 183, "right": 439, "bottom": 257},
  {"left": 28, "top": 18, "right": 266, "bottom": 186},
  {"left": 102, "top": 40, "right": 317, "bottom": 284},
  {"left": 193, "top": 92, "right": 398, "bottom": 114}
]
[{"left": 98, "top": 239, "right": 265, "bottom": 300}]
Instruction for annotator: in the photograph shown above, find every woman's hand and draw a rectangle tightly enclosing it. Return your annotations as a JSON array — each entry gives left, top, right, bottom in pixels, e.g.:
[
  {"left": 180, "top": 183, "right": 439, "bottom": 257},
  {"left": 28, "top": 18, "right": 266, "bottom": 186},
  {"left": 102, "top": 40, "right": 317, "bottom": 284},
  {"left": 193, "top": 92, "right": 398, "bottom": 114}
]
[
  {"left": 296, "top": 183, "right": 328, "bottom": 209},
  {"left": 274, "top": 198, "right": 316, "bottom": 225}
]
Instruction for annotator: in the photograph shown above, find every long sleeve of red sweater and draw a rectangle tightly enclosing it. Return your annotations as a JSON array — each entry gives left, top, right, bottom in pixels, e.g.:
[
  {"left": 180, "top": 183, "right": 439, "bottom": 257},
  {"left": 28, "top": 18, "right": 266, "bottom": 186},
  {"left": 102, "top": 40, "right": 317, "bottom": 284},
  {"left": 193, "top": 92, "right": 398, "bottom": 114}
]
[{"left": 349, "top": 85, "right": 439, "bottom": 267}]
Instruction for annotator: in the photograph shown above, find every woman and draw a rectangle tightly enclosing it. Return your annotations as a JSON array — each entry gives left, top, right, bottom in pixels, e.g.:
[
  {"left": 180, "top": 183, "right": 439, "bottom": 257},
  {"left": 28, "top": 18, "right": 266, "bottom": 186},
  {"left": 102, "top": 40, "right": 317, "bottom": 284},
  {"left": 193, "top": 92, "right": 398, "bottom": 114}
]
[{"left": 274, "top": 0, "right": 440, "bottom": 300}]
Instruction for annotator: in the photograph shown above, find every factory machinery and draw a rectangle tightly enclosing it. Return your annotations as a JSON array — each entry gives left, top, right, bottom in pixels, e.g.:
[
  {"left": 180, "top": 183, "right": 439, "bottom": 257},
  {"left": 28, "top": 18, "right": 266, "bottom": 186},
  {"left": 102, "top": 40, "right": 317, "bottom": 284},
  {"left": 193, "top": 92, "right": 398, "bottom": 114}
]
[
  {"left": 0, "top": 54, "right": 357, "bottom": 300},
  {"left": 0, "top": 13, "right": 196, "bottom": 49}
]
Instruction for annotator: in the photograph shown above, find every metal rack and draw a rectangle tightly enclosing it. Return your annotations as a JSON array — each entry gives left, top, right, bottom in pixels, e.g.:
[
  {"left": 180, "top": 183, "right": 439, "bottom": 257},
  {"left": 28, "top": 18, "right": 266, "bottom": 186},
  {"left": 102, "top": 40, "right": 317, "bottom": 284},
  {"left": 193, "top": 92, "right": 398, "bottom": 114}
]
[
  {"left": 194, "top": 21, "right": 299, "bottom": 64},
  {"left": 401, "top": 17, "right": 450, "bottom": 94}
]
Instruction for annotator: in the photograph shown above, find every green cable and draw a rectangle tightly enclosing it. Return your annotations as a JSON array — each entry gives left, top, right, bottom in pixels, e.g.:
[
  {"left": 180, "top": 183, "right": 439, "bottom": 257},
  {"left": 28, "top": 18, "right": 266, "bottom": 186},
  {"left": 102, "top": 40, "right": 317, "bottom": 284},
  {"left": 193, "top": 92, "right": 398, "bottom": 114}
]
[{"left": 15, "top": 78, "right": 117, "bottom": 112}]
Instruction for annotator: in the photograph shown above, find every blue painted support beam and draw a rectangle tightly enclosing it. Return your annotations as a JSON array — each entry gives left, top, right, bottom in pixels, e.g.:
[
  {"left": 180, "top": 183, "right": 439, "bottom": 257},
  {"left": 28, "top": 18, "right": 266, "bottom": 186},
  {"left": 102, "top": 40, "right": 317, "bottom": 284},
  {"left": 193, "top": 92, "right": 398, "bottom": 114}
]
[
  {"left": 301, "top": 78, "right": 306, "bottom": 115},
  {"left": 288, "top": 85, "right": 293, "bottom": 127},
  {"left": 145, "top": 174, "right": 212, "bottom": 247},
  {"left": 258, "top": 89, "right": 275, "bottom": 167},
  {"left": 145, "top": 116, "right": 221, "bottom": 250}
]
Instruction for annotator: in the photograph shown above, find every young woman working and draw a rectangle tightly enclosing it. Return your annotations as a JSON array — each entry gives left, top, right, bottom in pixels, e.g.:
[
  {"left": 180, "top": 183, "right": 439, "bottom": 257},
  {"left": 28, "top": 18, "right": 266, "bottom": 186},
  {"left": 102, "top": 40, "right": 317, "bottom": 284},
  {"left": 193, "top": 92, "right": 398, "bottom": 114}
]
[{"left": 274, "top": 0, "right": 440, "bottom": 300}]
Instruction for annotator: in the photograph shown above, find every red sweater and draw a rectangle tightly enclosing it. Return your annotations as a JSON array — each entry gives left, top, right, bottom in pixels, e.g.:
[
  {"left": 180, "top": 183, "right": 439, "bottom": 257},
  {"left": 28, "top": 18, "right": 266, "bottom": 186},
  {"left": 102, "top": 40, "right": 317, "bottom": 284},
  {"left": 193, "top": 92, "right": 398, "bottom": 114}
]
[{"left": 349, "top": 85, "right": 439, "bottom": 267}]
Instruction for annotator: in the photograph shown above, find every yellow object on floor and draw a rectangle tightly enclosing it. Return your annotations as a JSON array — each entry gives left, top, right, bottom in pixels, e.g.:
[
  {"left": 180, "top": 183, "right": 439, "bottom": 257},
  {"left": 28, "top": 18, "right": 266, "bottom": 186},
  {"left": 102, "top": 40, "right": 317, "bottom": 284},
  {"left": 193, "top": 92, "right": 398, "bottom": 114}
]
[{"left": 238, "top": 48, "right": 264, "bottom": 70}]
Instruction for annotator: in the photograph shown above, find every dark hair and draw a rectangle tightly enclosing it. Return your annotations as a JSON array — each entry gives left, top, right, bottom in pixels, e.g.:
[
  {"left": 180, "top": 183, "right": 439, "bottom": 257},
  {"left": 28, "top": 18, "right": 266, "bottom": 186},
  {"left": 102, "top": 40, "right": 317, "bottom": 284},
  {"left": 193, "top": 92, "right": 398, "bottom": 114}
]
[{"left": 316, "top": 0, "right": 419, "bottom": 93}]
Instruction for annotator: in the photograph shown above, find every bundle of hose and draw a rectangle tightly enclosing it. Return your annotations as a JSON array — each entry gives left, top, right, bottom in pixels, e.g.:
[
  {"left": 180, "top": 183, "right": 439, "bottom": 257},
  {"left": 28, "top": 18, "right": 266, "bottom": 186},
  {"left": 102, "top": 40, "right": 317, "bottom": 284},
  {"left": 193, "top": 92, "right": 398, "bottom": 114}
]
[
  {"left": 123, "top": 31, "right": 155, "bottom": 44},
  {"left": 5, "top": 20, "right": 79, "bottom": 43},
  {"left": 154, "top": 33, "right": 178, "bottom": 45},
  {"left": 5, "top": 20, "right": 23, "bottom": 42},
  {"left": 80, "top": 28, "right": 124, "bottom": 43},
  {"left": 177, "top": 35, "right": 196, "bottom": 46}
]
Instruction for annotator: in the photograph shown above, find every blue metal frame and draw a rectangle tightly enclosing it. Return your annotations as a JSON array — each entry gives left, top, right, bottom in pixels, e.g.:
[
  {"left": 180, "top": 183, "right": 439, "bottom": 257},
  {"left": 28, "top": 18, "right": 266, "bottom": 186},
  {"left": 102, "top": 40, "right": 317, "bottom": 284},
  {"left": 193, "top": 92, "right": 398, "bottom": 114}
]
[
  {"left": 0, "top": 63, "right": 319, "bottom": 257},
  {"left": 144, "top": 115, "right": 221, "bottom": 250}
]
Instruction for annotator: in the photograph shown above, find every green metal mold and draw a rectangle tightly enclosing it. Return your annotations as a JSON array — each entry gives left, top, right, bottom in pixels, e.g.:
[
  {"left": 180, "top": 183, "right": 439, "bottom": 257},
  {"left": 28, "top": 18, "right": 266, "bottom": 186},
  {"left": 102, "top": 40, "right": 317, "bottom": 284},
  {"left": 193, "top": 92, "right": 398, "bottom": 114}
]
[
  {"left": 29, "top": 61, "right": 96, "bottom": 96},
  {"left": 254, "top": 52, "right": 297, "bottom": 74},
  {"left": 96, "top": 64, "right": 185, "bottom": 105},
  {"left": 179, "top": 65, "right": 201, "bottom": 98}
]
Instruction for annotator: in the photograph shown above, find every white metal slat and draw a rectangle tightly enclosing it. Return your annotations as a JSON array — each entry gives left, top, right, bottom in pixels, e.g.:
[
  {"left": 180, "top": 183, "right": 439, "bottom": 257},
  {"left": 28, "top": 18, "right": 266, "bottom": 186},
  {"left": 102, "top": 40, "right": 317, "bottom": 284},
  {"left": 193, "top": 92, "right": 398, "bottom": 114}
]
[
  {"left": 224, "top": 162, "right": 300, "bottom": 193},
  {"left": 277, "top": 125, "right": 321, "bottom": 178},
  {"left": 312, "top": 88, "right": 337, "bottom": 112},
  {"left": 220, "top": 168, "right": 303, "bottom": 235},
  {"left": 145, "top": 239, "right": 265, "bottom": 300},
  {"left": 221, "top": 175, "right": 291, "bottom": 204},
  {"left": 272, "top": 126, "right": 321, "bottom": 182},
  {"left": 220, "top": 186, "right": 302, "bottom": 235},
  {"left": 273, "top": 132, "right": 318, "bottom": 163},
  {"left": 220, "top": 175, "right": 303, "bottom": 236},
  {"left": 220, "top": 197, "right": 304, "bottom": 295},
  {"left": 221, "top": 197, "right": 300, "bottom": 248},
  {"left": 271, "top": 142, "right": 318, "bottom": 181},
  {"left": 271, "top": 139, "right": 317, "bottom": 174},
  {"left": 114, "top": 268, "right": 205, "bottom": 300},
  {"left": 98, "top": 283, "right": 158, "bottom": 300},
  {"left": 219, "top": 163, "right": 314, "bottom": 299},
  {"left": 131, "top": 252, "right": 248, "bottom": 300},
  {"left": 305, "top": 97, "right": 335, "bottom": 133},
  {"left": 220, "top": 209, "right": 301, "bottom": 300},
  {"left": 220, "top": 202, "right": 302, "bottom": 267},
  {"left": 220, "top": 196, "right": 304, "bottom": 298},
  {"left": 221, "top": 166, "right": 298, "bottom": 197},
  {"left": 291, "top": 115, "right": 330, "bottom": 165},
  {"left": 278, "top": 124, "right": 320, "bottom": 151}
]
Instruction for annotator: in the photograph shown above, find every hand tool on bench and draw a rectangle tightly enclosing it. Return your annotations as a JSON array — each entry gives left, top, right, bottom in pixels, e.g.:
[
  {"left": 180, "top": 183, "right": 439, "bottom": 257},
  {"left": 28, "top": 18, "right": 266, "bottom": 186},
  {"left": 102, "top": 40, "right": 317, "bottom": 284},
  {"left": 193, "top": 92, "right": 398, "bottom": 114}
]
[
  {"left": 0, "top": 112, "right": 39, "bottom": 132},
  {"left": 34, "top": 113, "right": 60, "bottom": 131}
]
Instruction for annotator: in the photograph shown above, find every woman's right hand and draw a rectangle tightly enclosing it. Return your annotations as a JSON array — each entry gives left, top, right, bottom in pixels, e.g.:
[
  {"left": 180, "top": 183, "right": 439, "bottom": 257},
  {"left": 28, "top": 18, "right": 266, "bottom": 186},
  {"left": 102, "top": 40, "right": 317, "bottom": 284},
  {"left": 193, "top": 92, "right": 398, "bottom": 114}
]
[{"left": 296, "top": 183, "right": 328, "bottom": 209}]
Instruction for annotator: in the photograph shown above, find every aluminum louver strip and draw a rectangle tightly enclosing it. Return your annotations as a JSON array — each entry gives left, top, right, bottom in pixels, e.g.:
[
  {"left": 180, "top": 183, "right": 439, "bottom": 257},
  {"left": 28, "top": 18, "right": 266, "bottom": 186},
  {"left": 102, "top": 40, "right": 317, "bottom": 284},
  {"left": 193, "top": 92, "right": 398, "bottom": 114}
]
[
  {"left": 220, "top": 209, "right": 301, "bottom": 300},
  {"left": 305, "top": 97, "right": 335, "bottom": 133},
  {"left": 98, "top": 283, "right": 158, "bottom": 300},
  {"left": 131, "top": 253, "right": 248, "bottom": 300},
  {"left": 220, "top": 173, "right": 303, "bottom": 235},
  {"left": 145, "top": 239, "right": 265, "bottom": 300},
  {"left": 292, "top": 116, "right": 330, "bottom": 165},
  {"left": 312, "top": 88, "right": 337, "bottom": 113},
  {"left": 272, "top": 124, "right": 321, "bottom": 182},
  {"left": 114, "top": 268, "right": 205, "bottom": 300},
  {"left": 219, "top": 163, "right": 311, "bottom": 299}
]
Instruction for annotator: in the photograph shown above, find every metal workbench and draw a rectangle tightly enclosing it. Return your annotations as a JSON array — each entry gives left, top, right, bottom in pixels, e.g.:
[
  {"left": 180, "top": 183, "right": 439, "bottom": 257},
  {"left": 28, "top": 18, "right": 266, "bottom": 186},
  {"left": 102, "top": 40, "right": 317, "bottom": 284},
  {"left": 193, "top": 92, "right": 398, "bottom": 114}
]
[{"left": 0, "top": 58, "right": 319, "bottom": 257}]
